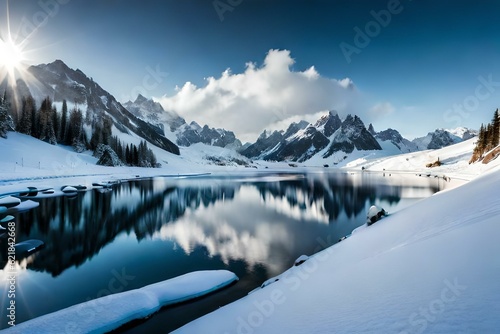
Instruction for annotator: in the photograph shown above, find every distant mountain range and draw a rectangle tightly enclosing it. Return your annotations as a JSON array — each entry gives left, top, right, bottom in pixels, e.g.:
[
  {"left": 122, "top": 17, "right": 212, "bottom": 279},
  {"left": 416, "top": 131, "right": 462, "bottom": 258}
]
[
  {"left": 240, "top": 112, "right": 382, "bottom": 162},
  {"left": 0, "top": 60, "right": 477, "bottom": 165},
  {"left": 123, "top": 95, "right": 242, "bottom": 150},
  {"left": 412, "top": 127, "right": 477, "bottom": 150}
]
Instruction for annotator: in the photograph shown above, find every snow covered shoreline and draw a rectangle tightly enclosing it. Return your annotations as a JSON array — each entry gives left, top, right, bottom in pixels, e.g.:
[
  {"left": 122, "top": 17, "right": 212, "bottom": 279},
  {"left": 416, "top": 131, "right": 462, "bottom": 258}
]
[{"left": 2, "top": 270, "right": 238, "bottom": 334}]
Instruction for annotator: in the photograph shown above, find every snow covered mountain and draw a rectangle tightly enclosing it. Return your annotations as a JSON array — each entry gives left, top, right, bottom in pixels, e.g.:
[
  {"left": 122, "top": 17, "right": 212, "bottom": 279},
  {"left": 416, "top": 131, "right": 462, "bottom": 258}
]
[
  {"left": 323, "top": 114, "right": 382, "bottom": 158},
  {"left": 123, "top": 94, "right": 242, "bottom": 150},
  {"left": 369, "top": 125, "right": 418, "bottom": 153},
  {"left": 176, "top": 122, "right": 242, "bottom": 149},
  {"left": 412, "top": 128, "right": 476, "bottom": 150},
  {"left": 0, "top": 60, "right": 180, "bottom": 155},
  {"left": 241, "top": 111, "right": 382, "bottom": 162},
  {"left": 123, "top": 94, "right": 185, "bottom": 134},
  {"left": 446, "top": 127, "right": 478, "bottom": 141},
  {"left": 240, "top": 111, "right": 476, "bottom": 164}
]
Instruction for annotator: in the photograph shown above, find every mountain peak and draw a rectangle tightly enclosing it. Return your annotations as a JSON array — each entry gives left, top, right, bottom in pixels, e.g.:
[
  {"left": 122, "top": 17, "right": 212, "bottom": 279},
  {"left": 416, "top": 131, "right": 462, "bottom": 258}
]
[
  {"left": 134, "top": 94, "right": 148, "bottom": 104},
  {"left": 314, "top": 111, "right": 342, "bottom": 137},
  {"left": 367, "top": 123, "right": 376, "bottom": 136},
  {"left": 283, "top": 120, "right": 309, "bottom": 139},
  {"left": 52, "top": 59, "right": 66, "bottom": 66},
  {"left": 342, "top": 114, "right": 365, "bottom": 130},
  {"left": 328, "top": 110, "right": 338, "bottom": 116},
  {"left": 41, "top": 59, "right": 71, "bottom": 72}
]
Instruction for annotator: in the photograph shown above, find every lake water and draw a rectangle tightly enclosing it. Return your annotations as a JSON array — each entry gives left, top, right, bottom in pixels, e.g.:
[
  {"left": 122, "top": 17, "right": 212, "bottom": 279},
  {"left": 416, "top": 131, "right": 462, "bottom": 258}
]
[{"left": 0, "top": 171, "right": 444, "bottom": 332}]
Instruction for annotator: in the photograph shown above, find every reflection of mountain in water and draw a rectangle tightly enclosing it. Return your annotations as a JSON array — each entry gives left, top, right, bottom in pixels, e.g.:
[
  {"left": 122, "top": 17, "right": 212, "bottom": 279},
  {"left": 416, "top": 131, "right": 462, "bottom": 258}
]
[
  {"left": 11, "top": 174, "right": 438, "bottom": 277},
  {"left": 253, "top": 173, "right": 409, "bottom": 222},
  {"left": 13, "top": 179, "right": 237, "bottom": 276}
]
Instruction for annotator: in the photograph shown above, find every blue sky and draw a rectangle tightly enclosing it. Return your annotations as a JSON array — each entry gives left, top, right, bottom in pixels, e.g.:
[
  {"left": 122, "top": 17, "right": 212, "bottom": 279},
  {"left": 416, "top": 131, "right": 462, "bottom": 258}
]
[{"left": 1, "top": 0, "right": 500, "bottom": 141}]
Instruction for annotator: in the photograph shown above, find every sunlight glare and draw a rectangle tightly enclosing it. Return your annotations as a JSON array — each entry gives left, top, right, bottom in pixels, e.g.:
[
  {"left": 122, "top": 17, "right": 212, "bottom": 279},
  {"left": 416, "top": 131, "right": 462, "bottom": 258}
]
[{"left": 0, "top": 37, "right": 25, "bottom": 82}]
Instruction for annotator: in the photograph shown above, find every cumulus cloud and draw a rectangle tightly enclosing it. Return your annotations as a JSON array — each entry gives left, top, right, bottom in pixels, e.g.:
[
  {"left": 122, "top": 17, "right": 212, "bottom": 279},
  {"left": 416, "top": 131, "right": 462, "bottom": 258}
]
[{"left": 155, "top": 49, "right": 360, "bottom": 142}]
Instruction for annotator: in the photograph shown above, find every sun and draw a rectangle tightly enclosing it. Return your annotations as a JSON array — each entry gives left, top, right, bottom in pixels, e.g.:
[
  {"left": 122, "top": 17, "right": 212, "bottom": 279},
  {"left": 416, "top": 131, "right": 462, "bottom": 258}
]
[
  {"left": 0, "top": 38, "right": 23, "bottom": 68},
  {"left": 0, "top": 37, "right": 26, "bottom": 84}
]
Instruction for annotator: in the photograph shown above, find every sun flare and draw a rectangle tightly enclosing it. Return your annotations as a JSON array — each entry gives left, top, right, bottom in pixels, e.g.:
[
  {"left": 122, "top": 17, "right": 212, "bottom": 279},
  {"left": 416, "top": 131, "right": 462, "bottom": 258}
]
[{"left": 0, "top": 37, "right": 26, "bottom": 83}]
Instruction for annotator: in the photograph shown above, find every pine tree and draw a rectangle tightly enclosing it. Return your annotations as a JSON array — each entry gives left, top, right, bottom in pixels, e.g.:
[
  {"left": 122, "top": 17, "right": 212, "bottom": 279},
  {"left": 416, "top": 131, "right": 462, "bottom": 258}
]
[
  {"left": 102, "top": 116, "right": 112, "bottom": 145},
  {"left": 2, "top": 90, "right": 18, "bottom": 129},
  {"left": 52, "top": 105, "right": 60, "bottom": 143},
  {"left": 30, "top": 99, "right": 39, "bottom": 138},
  {"left": 38, "top": 97, "right": 57, "bottom": 144},
  {"left": 478, "top": 124, "right": 486, "bottom": 153},
  {"left": 60, "top": 100, "right": 68, "bottom": 143},
  {"left": 486, "top": 123, "right": 493, "bottom": 152},
  {"left": 491, "top": 109, "right": 500, "bottom": 148},
  {"left": 125, "top": 144, "right": 131, "bottom": 164},
  {"left": 147, "top": 147, "right": 158, "bottom": 167},
  {"left": 133, "top": 145, "right": 139, "bottom": 166},
  {"left": 68, "top": 107, "right": 85, "bottom": 151},
  {"left": 0, "top": 94, "right": 10, "bottom": 138},
  {"left": 117, "top": 139, "right": 124, "bottom": 161},
  {"left": 90, "top": 123, "right": 103, "bottom": 151}
]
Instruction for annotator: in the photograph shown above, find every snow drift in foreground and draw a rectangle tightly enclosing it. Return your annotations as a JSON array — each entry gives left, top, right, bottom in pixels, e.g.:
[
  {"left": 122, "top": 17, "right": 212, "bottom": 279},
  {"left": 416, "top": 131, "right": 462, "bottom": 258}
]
[
  {"left": 175, "top": 168, "right": 500, "bottom": 334},
  {"left": 4, "top": 270, "right": 238, "bottom": 334}
]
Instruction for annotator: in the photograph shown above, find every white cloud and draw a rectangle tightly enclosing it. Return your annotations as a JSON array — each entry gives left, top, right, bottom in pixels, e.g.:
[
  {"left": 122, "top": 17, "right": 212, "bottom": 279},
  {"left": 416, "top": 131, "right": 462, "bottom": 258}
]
[
  {"left": 155, "top": 49, "right": 360, "bottom": 142},
  {"left": 370, "top": 102, "right": 395, "bottom": 117}
]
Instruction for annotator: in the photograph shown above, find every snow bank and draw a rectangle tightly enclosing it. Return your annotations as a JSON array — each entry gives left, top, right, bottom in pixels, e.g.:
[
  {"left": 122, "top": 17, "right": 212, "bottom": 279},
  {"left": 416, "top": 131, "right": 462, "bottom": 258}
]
[
  {"left": 349, "top": 138, "right": 500, "bottom": 181},
  {"left": 175, "top": 170, "right": 500, "bottom": 333},
  {"left": 4, "top": 270, "right": 238, "bottom": 334}
]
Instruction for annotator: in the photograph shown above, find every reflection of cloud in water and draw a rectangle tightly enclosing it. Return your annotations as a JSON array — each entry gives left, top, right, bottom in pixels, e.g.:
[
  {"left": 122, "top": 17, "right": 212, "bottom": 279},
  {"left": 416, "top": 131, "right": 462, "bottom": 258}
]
[
  {"left": 263, "top": 192, "right": 330, "bottom": 224},
  {"left": 154, "top": 188, "right": 293, "bottom": 275}
]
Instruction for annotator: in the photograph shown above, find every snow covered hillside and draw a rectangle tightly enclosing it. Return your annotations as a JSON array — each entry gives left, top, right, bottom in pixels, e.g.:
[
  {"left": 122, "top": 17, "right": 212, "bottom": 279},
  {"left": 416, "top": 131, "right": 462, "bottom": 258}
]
[
  {"left": 346, "top": 138, "right": 499, "bottom": 181},
  {"left": 0, "top": 132, "right": 252, "bottom": 191},
  {"left": 175, "top": 155, "right": 500, "bottom": 334}
]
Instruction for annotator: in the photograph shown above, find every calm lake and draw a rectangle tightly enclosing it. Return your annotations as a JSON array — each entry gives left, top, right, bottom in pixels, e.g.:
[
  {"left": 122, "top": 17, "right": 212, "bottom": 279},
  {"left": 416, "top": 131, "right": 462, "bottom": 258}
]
[{"left": 0, "top": 171, "right": 444, "bottom": 332}]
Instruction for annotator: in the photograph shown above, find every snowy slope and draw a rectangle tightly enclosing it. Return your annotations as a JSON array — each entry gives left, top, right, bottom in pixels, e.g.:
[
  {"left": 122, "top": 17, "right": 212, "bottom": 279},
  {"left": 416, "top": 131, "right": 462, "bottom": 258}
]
[
  {"left": 0, "top": 131, "right": 253, "bottom": 192},
  {"left": 175, "top": 164, "right": 500, "bottom": 334},
  {"left": 346, "top": 138, "right": 498, "bottom": 181}
]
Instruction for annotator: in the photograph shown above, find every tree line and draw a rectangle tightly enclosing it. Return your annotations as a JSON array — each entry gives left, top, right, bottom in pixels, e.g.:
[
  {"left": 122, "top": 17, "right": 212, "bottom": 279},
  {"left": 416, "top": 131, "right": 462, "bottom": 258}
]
[
  {"left": 1, "top": 92, "right": 159, "bottom": 167},
  {"left": 0, "top": 91, "right": 13, "bottom": 138},
  {"left": 470, "top": 109, "right": 500, "bottom": 163}
]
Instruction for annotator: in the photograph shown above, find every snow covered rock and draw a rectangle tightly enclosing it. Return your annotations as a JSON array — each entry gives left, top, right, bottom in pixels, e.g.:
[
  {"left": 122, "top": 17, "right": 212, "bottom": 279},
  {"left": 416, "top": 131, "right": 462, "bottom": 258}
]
[
  {"left": 4, "top": 270, "right": 238, "bottom": 334},
  {"left": 0, "top": 215, "right": 14, "bottom": 223},
  {"left": 0, "top": 196, "right": 21, "bottom": 208},
  {"left": 5, "top": 200, "right": 39, "bottom": 214},
  {"left": 294, "top": 255, "right": 309, "bottom": 266},
  {"left": 367, "top": 205, "right": 387, "bottom": 225},
  {"left": 14, "top": 239, "right": 45, "bottom": 257}
]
